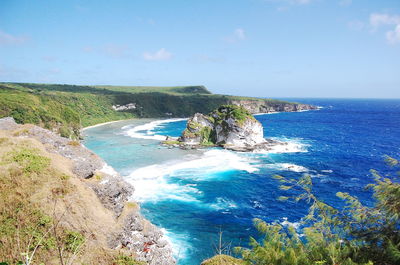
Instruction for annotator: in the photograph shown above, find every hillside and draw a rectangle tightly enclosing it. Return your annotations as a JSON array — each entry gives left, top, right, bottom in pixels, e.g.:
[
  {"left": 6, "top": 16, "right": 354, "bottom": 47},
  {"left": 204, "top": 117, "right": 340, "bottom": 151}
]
[
  {"left": 0, "top": 82, "right": 316, "bottom": 138},
  {"left": 0, "top": 117, "right": 175, "bottom": 264}
]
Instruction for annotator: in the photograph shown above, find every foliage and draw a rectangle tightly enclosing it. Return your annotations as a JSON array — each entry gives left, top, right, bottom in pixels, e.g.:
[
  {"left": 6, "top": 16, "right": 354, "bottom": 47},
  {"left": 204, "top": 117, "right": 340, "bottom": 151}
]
[
  {"left": 212, "top": 105, "right": 255, "bottom": 126},
  {"left": 162, "top": 140, "right": 181, "bottom": 145},
  {"left": 201, "top": 254, "right": 247, "bottom": 265},
  {"left": 63, "top": 231, "right": 85, "bottom": 253},
  {"left": 112, "top": 255, "right": 145, "bottom": 265},
  {"left": 234, "top": 157, "right": 400, "bottom": 265},
  {"left": 0, "top": 82, "right": 299, "bottom": 139},
  {"left": 10, "top": 148, "right": 50, "bottom": 174}
]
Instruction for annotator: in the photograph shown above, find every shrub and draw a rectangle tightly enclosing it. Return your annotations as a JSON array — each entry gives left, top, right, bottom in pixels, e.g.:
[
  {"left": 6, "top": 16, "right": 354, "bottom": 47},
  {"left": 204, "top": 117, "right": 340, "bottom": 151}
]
[{"left": 234, "top": 157, "right": 400, "bottom": 265}]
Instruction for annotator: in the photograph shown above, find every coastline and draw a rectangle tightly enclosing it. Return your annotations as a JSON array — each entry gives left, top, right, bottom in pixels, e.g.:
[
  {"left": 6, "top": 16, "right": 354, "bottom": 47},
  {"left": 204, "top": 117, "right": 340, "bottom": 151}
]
[
  {"left": 81, "top": 118, "right": 137, "bottom": 131},
  {"left": 81, "top": 107, "right": 320, "bottom": 132}
]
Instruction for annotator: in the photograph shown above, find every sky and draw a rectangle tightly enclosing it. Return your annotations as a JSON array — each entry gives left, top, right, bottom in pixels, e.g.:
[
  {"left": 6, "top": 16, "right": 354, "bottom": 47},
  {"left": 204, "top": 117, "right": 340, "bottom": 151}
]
[{"left": 0, "top": 0, "right": 399, "bottom": 98}]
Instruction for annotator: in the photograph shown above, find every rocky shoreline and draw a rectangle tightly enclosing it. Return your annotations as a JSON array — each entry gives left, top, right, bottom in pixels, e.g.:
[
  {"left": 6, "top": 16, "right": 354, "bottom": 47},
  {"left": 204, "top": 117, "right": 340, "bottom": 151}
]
[
  {"left": 165, "top": 105, "right": 309, "bottom": 153},
  {"left": 0, "top": 117, "right": 175, "bottom": 265},
  {"left": 228, "top": 99, "right": 318, "bottom": 114}
]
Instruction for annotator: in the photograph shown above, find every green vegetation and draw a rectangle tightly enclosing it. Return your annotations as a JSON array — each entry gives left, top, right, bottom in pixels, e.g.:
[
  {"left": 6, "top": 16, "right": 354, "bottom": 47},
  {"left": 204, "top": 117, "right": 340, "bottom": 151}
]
[
  {"left": 201, "top": 254, "right": 246, "bottom": 265},
  {"left": 9, "top": 148, "right": 50, "bottom": 174},
  {"left": 209, "top": 156, "right": 400, "bottom": 265},
  {"left": 162, "top": 140, "right": 181, "bottom": 145},
  {"left": 212, "top": 105, "right": 255, "bottom": 126},
  {"left": 181, "top": 105, "right": 255, "bottom": 145},
  {"left": 0, "top": 82, "right": 298, "bottom": 139},
  {"left": 113, "top": 255, "right": 146, "bottom": 265}
]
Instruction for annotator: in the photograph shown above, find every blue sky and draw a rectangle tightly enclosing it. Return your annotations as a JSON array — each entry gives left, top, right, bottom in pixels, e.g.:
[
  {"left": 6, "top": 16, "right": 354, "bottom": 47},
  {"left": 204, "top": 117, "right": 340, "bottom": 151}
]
[{"left": 0, "top": 0, "right": 399, "bottom": 98}]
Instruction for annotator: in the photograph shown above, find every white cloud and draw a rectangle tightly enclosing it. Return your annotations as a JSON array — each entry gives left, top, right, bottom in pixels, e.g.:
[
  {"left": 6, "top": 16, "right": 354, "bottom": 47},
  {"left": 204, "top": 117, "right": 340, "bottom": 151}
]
[
  {"left": 370, "top": 13, "right": 400, "bottom": 30},
  {"left": 386, "top": 24, "right": 400, "bottom": 44},
  {"left": 224, "top": 28, "right": 246, "bottom": 43},
  {"left": 143, "top": 48, "right": 172, "bottom": 61},
  {"left": 0, "top": 30, "right": 28, "bottom": 46},
  {"left": 369, "top": 13, "right": 400, "bottom": 45},
  {"left": 339, "top": 0, "right": 352, "bottom": 6}
]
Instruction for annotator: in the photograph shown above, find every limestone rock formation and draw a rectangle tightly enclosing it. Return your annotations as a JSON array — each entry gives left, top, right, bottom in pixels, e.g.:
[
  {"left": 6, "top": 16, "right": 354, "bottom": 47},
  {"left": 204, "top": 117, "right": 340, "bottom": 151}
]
[{"left": 178, "top": 105, "right": 287, "bottom": 152}]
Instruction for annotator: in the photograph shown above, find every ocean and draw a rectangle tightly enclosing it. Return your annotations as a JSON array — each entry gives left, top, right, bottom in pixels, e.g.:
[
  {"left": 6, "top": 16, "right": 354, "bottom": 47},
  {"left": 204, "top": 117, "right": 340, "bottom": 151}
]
[{"left": 83, "top": 98, "right": 400, "bottom": 264}]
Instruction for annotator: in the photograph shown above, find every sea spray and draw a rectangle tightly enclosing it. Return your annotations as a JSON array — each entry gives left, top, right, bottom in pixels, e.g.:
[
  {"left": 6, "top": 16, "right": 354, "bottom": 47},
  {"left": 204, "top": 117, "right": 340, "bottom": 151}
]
[
  {"left": 123, "top": 118, "right": 187, "bottom": 140},
  {"left": 125, "top": 149, "right": 259, "bottom": 203}
]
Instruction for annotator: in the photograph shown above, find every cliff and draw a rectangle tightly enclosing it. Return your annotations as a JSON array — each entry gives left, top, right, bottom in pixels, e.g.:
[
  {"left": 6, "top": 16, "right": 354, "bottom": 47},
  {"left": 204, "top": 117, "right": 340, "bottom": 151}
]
[
  {"left": 227, "top": 99, "right": 316, "bottom": 114},
  {"left": 178, "top": 105, "right": 289, "bottom": 152},
  {"left": 0, "top": 117, "right": 175, "bottom": 264},
  {"left": 0, "top": 82, "right": 316, "bottom": 139}
]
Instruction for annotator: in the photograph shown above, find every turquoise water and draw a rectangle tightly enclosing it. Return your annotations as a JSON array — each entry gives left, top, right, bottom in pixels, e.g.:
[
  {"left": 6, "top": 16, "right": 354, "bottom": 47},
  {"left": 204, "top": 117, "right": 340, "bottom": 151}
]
[{"left": 83, "top": 99, "right": 400, "bottom": 264}]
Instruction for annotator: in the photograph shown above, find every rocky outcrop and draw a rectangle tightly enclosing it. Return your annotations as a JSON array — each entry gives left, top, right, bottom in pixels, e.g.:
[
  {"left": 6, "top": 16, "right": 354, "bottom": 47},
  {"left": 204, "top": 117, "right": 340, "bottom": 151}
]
[
  {"left": 0, "top": 117, "right": 175, "bottom": 265},
  {"left": 178, "top": 105, "right": 289, "bottom": 152},
  {"left": 228, "top": 100, "right": 317, "bottom": 114}
]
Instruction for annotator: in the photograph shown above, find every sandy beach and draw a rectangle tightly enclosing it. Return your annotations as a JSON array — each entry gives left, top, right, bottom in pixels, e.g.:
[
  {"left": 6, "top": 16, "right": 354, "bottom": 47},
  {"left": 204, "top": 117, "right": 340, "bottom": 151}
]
[{"left": 81, "top": 119, "right": 136, "bottom": 131}]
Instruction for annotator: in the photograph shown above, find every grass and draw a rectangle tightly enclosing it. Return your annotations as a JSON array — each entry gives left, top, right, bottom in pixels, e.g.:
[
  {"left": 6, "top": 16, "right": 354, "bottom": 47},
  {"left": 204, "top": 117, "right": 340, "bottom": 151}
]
[
  {"left": 201, "top": 254, "right": 246, "bottom": 265},
  {"left": 0, "top": 144, "right": 80, "bottom": 264},
  {"left": 67, "top": 140, "right": 80, "bottom": 147},
  {"left": 113, "top": 255, "right": 146, "bottom": 265},
  {"left": 0, "top": 82, "right": 305, "bottom": 139},
  {"left": 0, "top": 135, "right": 145, "bottom": 265},
  {"left": 162, "top": 140, "right": 181, "bottom": 145},
  {"left": 10, "top": 148, "right": 50, "bottom": 173}
]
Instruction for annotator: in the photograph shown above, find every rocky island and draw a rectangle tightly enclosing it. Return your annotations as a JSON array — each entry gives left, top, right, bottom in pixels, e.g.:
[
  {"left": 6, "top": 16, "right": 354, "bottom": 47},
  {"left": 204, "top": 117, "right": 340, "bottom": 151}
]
[{"left": 173, "top": 105, "right": 291, "bottom": 152}]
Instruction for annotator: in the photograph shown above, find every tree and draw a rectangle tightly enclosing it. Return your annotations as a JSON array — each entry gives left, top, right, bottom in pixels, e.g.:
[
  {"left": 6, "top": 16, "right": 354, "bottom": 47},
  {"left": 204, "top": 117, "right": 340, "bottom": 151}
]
[{"left": 235, "top": 156, "right": 400, "bottom": 265}]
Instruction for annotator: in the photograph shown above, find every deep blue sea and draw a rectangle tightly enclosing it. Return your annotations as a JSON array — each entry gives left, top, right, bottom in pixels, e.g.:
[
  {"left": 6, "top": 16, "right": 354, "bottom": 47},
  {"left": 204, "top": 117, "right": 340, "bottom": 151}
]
[{"left": 83, "top": 99, "right": 400, "bottom": 264}]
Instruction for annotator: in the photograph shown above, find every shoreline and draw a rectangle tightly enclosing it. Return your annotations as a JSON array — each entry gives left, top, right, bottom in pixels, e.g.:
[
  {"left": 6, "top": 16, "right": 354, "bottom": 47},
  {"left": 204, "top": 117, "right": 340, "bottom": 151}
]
[
  {"left": 81, "top": 119, "right": 137, "bottom": 131},
  {"left": 81, "top": 108, "right": 320, "bottom": 132}
]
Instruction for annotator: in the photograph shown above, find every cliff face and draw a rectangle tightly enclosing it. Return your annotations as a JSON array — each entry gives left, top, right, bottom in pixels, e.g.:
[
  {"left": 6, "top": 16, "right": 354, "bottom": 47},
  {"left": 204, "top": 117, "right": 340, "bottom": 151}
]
[
  {"left": 1, "top": 83, "right": 316, "bottom": 140},
  {"left": 0, "top": 117, "right": 175, "bottom": 265},
  {"left": 179, "top": 105, "right": 276, "bottom": 151},
  {"left": 228, "top": 99, "right": 317, "bottom": 114}
]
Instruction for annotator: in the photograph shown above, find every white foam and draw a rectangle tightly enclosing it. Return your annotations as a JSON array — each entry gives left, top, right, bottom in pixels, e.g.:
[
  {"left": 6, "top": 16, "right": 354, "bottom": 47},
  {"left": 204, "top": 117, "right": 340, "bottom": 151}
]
[
  {"left": 161, "top": 228, "right": 191, "bottom": 261},
  {"left": 123, "top": 118, "right": 187, "bottom": 141},
  {"left": 254, "top": 112, "right": 278, "bottom": 116},
  {"left": 280, "top": 217, "right": 301, "bottom": 229},
  {"left": 99, "top": 163, "right": 118, "bottom": 176},
  {"left": 210, "top": 197, "right": 238, "bottom": 210},
  {"left": 125, "top": 149, "right": 259, "bottom": 203},
  {"left": 264, "top": 163, "right": 309, "bottom": 173},
  {"left": 255, "top": 138, "right": 309, "bottom": 154}
]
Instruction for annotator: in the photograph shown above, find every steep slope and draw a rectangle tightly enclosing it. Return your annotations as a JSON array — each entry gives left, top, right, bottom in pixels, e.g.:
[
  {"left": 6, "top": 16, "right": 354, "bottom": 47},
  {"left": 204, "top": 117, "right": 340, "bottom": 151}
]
[{"left": 0, "top": 117, "right": 175, "bottom": 265}]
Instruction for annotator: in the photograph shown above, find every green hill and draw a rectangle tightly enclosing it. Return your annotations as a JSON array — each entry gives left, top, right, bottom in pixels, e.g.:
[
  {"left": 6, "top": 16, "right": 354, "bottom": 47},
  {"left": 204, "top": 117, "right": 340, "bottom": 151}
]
[{"left": 0, "top": 82, "right": 313, "bottom": 139}]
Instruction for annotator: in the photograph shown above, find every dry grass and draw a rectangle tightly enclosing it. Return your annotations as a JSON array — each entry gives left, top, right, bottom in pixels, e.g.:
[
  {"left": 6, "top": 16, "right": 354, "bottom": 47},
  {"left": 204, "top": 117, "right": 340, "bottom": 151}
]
[
  {"left": 0, "top": 130, "right": 142, "bottom": 264},
  {"left": 201, "top": 255, "right": 246, "bottom": 265},
  {"left": 67, "top": 140, "right": 80, "bottom": 147}
]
